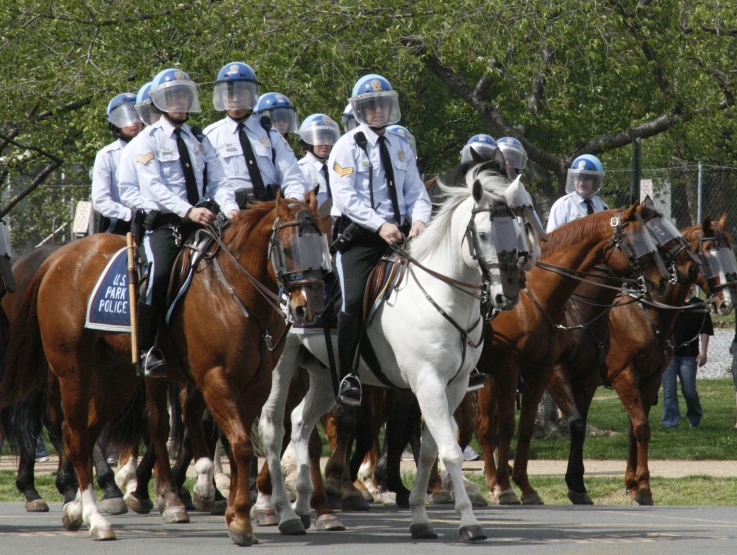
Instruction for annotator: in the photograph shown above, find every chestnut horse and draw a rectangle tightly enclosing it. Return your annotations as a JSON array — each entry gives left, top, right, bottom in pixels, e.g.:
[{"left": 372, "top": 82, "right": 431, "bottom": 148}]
[
  {"left": 474, "top": 202, "right": 681, "bottom": 504},
  {"left": 549, "top": 215, "right": 732, "bottom": 505},
  {"left": 0, "top": 195, "right": 326, "bottom": 544}
]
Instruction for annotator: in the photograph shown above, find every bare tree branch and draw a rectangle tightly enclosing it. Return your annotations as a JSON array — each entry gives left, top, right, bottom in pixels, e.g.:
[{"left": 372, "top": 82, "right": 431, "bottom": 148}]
[{"left": 0, "top": 159, "right": 64, "bottom": 218}]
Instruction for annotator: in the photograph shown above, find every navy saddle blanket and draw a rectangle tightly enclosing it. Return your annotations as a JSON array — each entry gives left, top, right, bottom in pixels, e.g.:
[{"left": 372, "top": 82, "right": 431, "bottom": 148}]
[{"left": 84, "top": 247, "right": 132, "bottom": 332}]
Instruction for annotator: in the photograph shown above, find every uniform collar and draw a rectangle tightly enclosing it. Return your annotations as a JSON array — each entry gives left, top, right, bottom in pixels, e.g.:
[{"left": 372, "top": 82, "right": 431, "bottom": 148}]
[
  {"left": 226, "top": 114, "right": 256, "bottom": 134},
  {"left": 573, "top": 192, "right": 596, "bottom": 203},
  {"left": 305, "top": 151, "right": 326, "bottom": 169},
  {"left": 359, "top": 123, "right": 390, "bottom": 147},
  {"left": 158, "top": 116, "right": 190, "bottom": 140}
]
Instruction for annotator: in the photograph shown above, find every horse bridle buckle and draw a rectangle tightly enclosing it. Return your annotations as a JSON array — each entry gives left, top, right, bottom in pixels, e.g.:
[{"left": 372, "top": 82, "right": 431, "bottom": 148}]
[{"left": 610, "top": 216, "right": 620, "bottom": 228}]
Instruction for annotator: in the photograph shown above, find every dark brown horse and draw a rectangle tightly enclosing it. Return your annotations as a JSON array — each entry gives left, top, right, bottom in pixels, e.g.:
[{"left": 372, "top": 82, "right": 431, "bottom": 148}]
[
  {"left": 474, "top": 202, "right": 683, "bottom": 504},
  {"left": 0, "top": 194, "right": 326, "bottom": 544},
  {"left": 549, "top": 215, "right": 732, "bottom": 505}
]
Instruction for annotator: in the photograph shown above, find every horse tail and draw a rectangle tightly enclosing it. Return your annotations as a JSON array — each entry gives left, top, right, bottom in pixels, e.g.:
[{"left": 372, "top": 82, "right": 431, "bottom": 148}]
[
  {"left": 168, "top": 382, "right": 184, "bottom": 460},
  {"left": 0, "top": 263, "right": 51, "bottom": 453},
  {"left": 98, "top": 382, "right": 146, "bottom": 457}
]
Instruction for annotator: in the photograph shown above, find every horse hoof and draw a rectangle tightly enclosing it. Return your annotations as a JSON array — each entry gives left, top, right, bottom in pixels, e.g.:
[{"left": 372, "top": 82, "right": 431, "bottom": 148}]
[
  {"left": 278, "top": 518, "right": 306, "bottom": 536},
  {"left": 427, "top": 491, "right": 453, "bottom": 505},
  {"left": 410, "top": 523, "right": 438, "bottom": 539},
  {"left": 192, "top": 490, "right": 214, "bottom": 512},
  {"left": 99, "top": 497, "right": 128, "bottom": 515},
  {"left": 567, "top": 489, "right": 593, "bottom": 505},
  {"left": 90, "top": 527, "right": 116, "bottom": 541},
  {"left": 210, "top": 499, "right": 227, "bottom": 516},
  {"left": 298, "top": 512, "right": 312, "bottom": 530},
  {"left": 342, "top": 493, "right": 370, "bottom": 512},
  {"left": 228, "top": 529, "right": 258, "bottom": 546},
  {"left": 469, "top": 492, "right": 488, "bottom": 507},
  {"left": 125, "top": 495, "right": 153, "bottom": 514},
  {"left": 459, "top": 524, "right": 487, "bottom": 543},
  {"left": 251, "top": 507, "right": 279, "bottom": 526},
  {"left": 494, "top": 488, "right": 521, "bottom": 505},
  {"left": 377, "top": 491, "right": 397, "bottom": 505},
  {"left": 162, "top": 506, "right": 190, "bottom": 524},
  {"left": 61, "top": 508, "right": 82, "bottom": 532},
  {"left": 361, "top": 490, "right": 375, "bottom": 502},
  {"left": 25, "top": 499, "right": 49, "bottom": 512},
  {"left": 179, "top": 487, "right": 196, "bottom": 511},
  {"left": 520, "top": 492, "right": 544, "bottom": 505},
  {"left": 633, "top": 491, "right": 653, "bottom": 506},
  {"left": 315, "top": 514, "right": 345, "bottom": 531}
]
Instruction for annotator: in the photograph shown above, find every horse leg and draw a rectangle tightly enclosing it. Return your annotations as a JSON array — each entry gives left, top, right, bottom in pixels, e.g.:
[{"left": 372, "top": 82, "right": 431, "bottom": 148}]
[
  {"left": 342, "top": 398, "right": 373, "bottom": 511},
  {"left": 321, "top": 403, "right": 361, "bottom": 510},
  {"left": 126, "top": 441, "right": 155, "bottom": 513},
  {"left": 414, "top": 377, "right": 485, "bottom": 543},
  {"left": 181, "top": 386, "right": 217, "bottom": 514},
  {"left": 611, "top": 367, "right": 652, "bottom": 505},
  {"left": 93, "top": 442, "right": 127, "bottom": 515},
  {"left": 114, "top": 444, "right": 139, "bottom": 500},
  {"left": 145, "top": 379, "right": 189, "bottom": 523},
  {"left": 16, "top": 433, "right": 48, "bottom": 512},
  {"left": 257, "top": 342, "right": 306, "bottom": 535},
  {"left": 292, "top": 360, "right": 344, "bottom": 531},
  {"left": 381, "top": 391, "right": 420, "bottom": 508}
]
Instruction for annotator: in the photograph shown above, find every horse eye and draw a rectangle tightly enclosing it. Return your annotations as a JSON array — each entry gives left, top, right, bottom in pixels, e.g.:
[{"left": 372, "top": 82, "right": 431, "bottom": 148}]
[{"left": 478, "top": 232, "right": 488, "bottom": 241}]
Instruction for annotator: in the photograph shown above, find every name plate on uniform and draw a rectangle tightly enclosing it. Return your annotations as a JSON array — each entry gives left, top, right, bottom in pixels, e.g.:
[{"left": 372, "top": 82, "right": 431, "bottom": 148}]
[{"left": 84, "top": 247, "right": 132, "bottom": 332}]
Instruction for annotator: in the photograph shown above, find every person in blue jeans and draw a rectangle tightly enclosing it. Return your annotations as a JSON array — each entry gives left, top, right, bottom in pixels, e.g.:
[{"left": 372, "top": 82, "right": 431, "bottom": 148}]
[{"left": 662, "top": 288, "right": 713, "bottom": 428}]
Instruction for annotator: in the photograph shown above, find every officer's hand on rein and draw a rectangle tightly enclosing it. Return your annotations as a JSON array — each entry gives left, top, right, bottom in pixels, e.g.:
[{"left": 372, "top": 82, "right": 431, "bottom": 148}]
[
  {"left": 186, "top": 207, "right": 216, "bottom": 226},
  {"left": 378, "top": 222, "right": 403, "bottom": 244},
  {"left": 407, "top": 221, "right": 426, "bottom": 239}
]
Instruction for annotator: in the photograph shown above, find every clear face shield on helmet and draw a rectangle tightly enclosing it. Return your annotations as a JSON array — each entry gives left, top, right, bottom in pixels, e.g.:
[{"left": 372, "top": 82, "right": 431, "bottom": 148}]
[
  {"left": 298, "top": 123, "right": 340, "bottom": 147},
  {"left": 350, "top": 90, "right": 401, "bottom": 128},
  {"left": 150, "top": 80, "right": 201, "bottom": 113},
  {"left": 460, "top": 144, "right": 496, "bottom": 165},
  {"left": 213, "top": 81, "right": 258, "bottom": 112},
  {"left": 108, "top": 102, "right": 142, "bottom": 129},
  {"left": 135, "top": 100, "right": 158, "bottom": 126},
  {"left": 565, "top": 168, "right": 604, "bottom": 198},
  {"left": 264, "top": 107, "right": 298, "bottom": 134},
  {"left": 499, "top": 143, "right": 528, "bottom": 170}
]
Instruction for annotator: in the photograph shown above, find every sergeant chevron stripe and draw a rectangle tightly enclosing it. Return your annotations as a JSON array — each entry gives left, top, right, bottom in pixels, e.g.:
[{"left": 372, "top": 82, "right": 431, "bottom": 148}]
[
  {"left": 136, "top": 152, "right": 155, "bottom": 165},
  {"left": 333, "top": 162, "right": 354, "bottom": 177}
]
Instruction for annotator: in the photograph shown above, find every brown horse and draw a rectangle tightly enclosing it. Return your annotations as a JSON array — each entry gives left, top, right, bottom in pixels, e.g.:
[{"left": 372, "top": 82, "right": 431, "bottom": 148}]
[
  {"left": 0, "top": 194, "right": 326, "bottom": 544},
  {"left": 549, "top": 215, "right": 731, "bottom": 505},
  {"left": 474, "top": 202, "right": 681, "bottom": 504}
]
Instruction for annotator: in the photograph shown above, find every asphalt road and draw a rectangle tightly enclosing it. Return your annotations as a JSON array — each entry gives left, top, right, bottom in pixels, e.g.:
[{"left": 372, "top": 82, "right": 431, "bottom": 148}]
[{"left": 1, "top": 502, "right": 736, "bottom": 555}]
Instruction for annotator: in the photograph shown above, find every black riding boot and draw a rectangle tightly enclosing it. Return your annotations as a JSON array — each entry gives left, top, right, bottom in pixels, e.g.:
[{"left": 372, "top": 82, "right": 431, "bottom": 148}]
[
  {"left": 337, "top": 311, "right": 363, "bottom": 406},
  {"left": 137, "top": 301, "right": 168, "bottom": 378}
]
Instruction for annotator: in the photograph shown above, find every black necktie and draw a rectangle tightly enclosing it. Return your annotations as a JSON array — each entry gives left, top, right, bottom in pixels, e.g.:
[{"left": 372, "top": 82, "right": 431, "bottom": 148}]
[
  {"left": 584, "top": 198, "right": 595, "bottom": 215},
  {"left": 174, "top": 128, "right": 200, "bottom": 207},
  {"left": 377, "top": 135, "right": 401, "bottom": 225},
  {"left": 237, "top": 122, "right": 268, "bottom": 201},
  {"left": 321, "top": 163, "right": 331, "bottom": 198}
]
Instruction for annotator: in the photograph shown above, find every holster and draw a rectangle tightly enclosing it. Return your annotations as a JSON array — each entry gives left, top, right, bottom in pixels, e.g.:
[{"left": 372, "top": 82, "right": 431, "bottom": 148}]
[{"left": 131, "top": 209, "right": 146, "bottom": 245}]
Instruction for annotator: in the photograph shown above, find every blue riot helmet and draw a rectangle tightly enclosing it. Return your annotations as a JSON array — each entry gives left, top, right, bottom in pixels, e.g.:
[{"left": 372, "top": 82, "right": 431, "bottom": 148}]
[
  {"left": 255, "top": 92, "right": 298, "bottom": 135},
  {"left": 342, "top": 103, "right": 357, "bottom": 133},
  {"left": 134, "top": 82, "right": 159, "bottom": 126},
  {"left": 298, "top": 114, "right": 341, "bottom": 147},
  {"left": 460, "top": 134, "right": 497, "bottom": 164},
  {"left": 566, "top": 154, "right": 605, "bottom": 198},
  {"left": 106, "top": 93, "right": 141, "bottom": 139},
  {"left": 349, "top": 74, "right": 400, "bottom": 128},
  {"left": 387, "top": 125, "right": 416, "bottom": 155},
  {"left": 213, "top": 62, "right": 259, "bottom": 112},
  {"left": 497, "top": 137, "right": 528, "bottom": 170},
  {"left": 149, "top": 68, "right": 201, "bottom": 116}
]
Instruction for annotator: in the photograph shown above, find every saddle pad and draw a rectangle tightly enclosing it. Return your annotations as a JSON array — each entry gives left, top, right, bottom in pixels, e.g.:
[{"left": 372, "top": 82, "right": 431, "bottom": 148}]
[{"left": 85, "top": 247, "right": 132, "bottom": 332}]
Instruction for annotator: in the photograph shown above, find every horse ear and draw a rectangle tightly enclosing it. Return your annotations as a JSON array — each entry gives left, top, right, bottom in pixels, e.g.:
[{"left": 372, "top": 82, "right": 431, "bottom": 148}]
[
  {"left": 622, "top": 200, "right": 639, "bottom": 221},
  {"left": 472, "top": 179, "right": 484, "bottom": 204},
  {"left": 702, "top": 215, "right": 712, "bottom": 236},
  {"left": 275, "top": 189, "right": 289, "bottom": 217},
  {"left": 641, "top": 195, "right": 655, "bottom": 209},
  {"left": 305, "top": 187, "right": 319, "bottom": 212},
  {"left": 470, "top": 147, "right": 484, "bottom": 165},
  {"left": 718, "top": 212, "right": 728, "bottom": 229}
]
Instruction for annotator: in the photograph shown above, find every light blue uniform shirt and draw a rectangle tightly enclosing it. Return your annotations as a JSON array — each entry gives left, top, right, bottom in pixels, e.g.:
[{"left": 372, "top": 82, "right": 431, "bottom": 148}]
[
  {"left": 91, "top": 139, "right": 132, "bottom": 221},
  {"left": 328, "top": 124, "right": 431, "bottom": 232},
  {"left": 118, "top": 117, "right": 238, "bottom": 218},
  {"left": 299, "top": 152, "right": 330, "bottom": 207},
  {"left": 203, "top": 114, "right": 305, "bottom": 200},
  {"left": 546, "top": 192, "right": 608, "bottom": 233}
]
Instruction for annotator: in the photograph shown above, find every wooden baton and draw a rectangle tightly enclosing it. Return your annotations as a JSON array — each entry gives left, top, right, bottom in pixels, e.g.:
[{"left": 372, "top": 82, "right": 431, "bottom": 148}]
[{"left": 126, "top": 232, "right": 139, "bottom": 363}]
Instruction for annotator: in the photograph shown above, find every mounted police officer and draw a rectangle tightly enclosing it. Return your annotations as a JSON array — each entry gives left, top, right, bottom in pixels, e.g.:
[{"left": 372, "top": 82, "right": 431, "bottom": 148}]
[
  {"left": 329, "top": 74, "right": 432, "bottom": 405},
  {"left": 496, "top": 136, "right": 527, "bottom": 178},
  {"left": 254, "top": 92, "right": 299, "bottom": 137},
  {"left": 297, "top": 113, "right": 341, "bottom": 207},
  {"left": 460, "top": 134, "right": 497, "bottom": 165},
  {"left": 204, "top": 63, "right": 305, "bottom": 208},
  {"left": 546, "top": 154, "right": 608, "bottom": 233},
  {"left": 91, "top": 93, "right": 142, "bottom": 235},
  {"left": 341, "top": 104, "right": 357, "bottom": 134},
  {"left": 134, "top": 82, "right": 161, "bottom": 127},
  {"left": 118, "top": 68, "right": 239, "bottom": 377}
]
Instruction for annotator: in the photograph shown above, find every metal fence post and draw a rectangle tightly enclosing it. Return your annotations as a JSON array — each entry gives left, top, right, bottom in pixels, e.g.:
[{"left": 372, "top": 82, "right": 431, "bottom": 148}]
[
  {"left": 697, "top": 162, "right": 703, "bottom": 223},
  {"left": 630, "top": 137, "right": 642, "bottom": 204}
]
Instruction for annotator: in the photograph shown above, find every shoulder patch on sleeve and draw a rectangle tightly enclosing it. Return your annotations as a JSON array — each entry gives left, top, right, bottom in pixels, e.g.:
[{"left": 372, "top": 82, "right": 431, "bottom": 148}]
[
  {"left": 136, "top": 152, "right": 155, "bottom": 165},
  {"left": 333, "top": 162, "right": 354, "bottom": 177}
]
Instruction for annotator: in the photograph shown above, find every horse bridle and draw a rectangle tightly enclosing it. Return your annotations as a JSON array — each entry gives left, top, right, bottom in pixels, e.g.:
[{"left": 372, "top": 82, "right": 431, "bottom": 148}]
[
  {"left": 269, "top": 211, "right": 330, "bottom": 292},
  {"left": 697, "top": 227, "right": 737, "bottom": 292}
]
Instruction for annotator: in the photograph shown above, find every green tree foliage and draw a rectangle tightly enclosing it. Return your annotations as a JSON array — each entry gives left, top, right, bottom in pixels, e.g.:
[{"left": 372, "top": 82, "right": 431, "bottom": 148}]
[{"left": 1, "top": 1, "right": 735, "bottom": 249}]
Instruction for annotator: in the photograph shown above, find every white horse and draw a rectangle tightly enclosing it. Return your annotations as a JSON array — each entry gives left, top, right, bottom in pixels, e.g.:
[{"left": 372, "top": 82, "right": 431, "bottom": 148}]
[{"left": 258, "top": 163, "right": 541, "bottom": 542}]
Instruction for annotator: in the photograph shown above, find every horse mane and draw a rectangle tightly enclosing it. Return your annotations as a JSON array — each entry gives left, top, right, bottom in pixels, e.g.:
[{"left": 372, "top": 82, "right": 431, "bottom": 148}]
[
  {"left": 541, "top": 210, "right": 617, "bottom": 257},
  {"left": 409, "top": 165, "right": 509, "bottom": 262}
]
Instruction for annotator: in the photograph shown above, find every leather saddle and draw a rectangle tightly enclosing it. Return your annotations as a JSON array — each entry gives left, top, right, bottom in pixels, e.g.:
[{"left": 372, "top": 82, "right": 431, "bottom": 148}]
[{"left": 362, "top": 253, "right": 410, "bottom": 326}]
